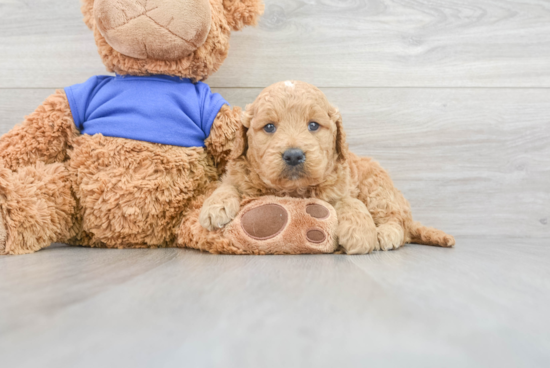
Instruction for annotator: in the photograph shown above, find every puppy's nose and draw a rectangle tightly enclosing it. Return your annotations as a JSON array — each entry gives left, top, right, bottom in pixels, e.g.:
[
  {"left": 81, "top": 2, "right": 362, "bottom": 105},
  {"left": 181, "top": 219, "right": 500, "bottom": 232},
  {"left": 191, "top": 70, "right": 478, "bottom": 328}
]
[{"left": 283, "top": 148, "right": 306, "bottom": 166}]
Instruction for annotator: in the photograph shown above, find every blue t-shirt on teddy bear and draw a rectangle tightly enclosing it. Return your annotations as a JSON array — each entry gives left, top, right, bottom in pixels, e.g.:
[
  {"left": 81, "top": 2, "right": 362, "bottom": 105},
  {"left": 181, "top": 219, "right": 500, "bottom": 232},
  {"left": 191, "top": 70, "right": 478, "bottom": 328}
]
[{"left": 64, "top": 74, "right": 228, "bottom": 147}]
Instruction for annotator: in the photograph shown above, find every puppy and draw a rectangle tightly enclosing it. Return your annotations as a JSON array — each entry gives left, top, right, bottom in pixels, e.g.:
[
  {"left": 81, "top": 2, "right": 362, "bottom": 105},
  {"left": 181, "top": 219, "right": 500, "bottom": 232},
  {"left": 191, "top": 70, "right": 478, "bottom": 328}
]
[{"left": 199, "top": 81, "right": 455, "bottom": 254}]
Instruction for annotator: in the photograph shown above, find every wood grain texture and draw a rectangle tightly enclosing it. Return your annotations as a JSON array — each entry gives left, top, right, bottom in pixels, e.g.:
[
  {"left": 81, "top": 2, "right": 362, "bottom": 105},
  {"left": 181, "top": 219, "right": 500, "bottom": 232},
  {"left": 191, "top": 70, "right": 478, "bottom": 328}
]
[
  {"left": 1, "top": 0, "right": 550, "bottom": 88},
  {"left": 0, "top": 240, "right": 548, "bottom": 367},
  {"left": 1, "top": 88, "right": 548, "bottom": 238}
]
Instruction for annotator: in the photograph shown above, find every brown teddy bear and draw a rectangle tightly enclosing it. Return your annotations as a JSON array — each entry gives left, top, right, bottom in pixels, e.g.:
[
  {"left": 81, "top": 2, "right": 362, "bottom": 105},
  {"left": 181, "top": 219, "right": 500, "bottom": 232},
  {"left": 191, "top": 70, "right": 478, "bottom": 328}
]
[{"left": 0, "top": 0, "right": 339, "bottom": 255}]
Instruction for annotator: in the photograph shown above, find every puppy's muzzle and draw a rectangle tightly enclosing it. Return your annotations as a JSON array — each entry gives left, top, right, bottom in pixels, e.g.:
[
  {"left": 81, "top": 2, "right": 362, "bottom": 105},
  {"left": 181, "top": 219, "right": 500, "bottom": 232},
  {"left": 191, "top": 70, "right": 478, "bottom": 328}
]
[{"left": 283, "top": 148, "right": 306, "bottom": 167}]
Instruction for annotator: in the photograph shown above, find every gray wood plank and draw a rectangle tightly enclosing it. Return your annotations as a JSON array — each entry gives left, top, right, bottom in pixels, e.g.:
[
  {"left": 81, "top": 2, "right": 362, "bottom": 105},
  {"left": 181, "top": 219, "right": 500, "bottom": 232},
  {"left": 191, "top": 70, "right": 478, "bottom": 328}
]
[
  {"left": 0, "top": 239, "right": 549, "bottom": 368},
  {"left": 1, "top": 0, "right": 550, "bottom": 88},
  {"left": 1, "top": 87, "right": 548, "bottom": 238}
]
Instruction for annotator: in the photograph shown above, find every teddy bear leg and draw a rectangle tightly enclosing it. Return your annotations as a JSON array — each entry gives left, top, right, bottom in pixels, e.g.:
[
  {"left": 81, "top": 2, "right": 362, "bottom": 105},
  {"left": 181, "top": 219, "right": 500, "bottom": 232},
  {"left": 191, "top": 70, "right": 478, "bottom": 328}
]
[
  {"left": 0, "top": 162, "right": 76, "bottom": 255},
  {"left": 178, "top": 195, "right": 339, "bottom": 255}
]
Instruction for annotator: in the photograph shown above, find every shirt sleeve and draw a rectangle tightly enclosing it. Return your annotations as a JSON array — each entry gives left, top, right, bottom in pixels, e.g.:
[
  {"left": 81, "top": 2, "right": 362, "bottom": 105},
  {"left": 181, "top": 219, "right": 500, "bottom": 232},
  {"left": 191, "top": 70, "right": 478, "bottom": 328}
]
[
  {"left": 196, "top": 82, "right": 229, "bottom": 137},
  {"left": 64, "top": 76, "right": 110, "bottom": 131}
]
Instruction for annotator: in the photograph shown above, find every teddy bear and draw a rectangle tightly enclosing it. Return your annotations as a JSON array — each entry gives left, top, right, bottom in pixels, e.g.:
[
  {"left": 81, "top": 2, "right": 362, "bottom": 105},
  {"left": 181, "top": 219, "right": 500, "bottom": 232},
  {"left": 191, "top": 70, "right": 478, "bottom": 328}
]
[{"left": 0, "top": 0, "right": 340, "bottom": 256}]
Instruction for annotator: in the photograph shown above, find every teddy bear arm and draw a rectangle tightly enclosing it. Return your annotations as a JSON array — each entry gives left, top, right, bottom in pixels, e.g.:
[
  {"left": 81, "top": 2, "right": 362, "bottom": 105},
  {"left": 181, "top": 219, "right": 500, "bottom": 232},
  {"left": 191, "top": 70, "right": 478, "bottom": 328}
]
[
  {"left": 0, "top": 89, "right": 80, "bottom": 171},
  {"left": 205, "top": 104, "right": 244, "bottom": 174}
]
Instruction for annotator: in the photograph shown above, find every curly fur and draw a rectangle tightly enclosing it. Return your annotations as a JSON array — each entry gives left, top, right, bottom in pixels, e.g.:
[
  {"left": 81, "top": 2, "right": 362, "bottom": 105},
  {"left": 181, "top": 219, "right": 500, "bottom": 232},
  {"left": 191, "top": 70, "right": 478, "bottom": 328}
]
[
  {"left": 0, "top": 212, "right": 6, "bottom": 254},
  {"left": 222, "top": 0, "right": 265, "bottom": 31},
  {"left": 177, "top": 186, "right": 249, "bottom": 254},
  {"left": 201, "top": 81, "right": 455, "bottom": 254},
  {"left": 66, "top": 135, "right": 218, "bottom": 248},
  {"left": 0, "top": 161, "right": 76, "bottom": 255},
  {"left": 0, "top": 90, "right": 79, "bottom": 171},
  {"left": 205, "top": 104, "right": 244, "bottom": 173}
]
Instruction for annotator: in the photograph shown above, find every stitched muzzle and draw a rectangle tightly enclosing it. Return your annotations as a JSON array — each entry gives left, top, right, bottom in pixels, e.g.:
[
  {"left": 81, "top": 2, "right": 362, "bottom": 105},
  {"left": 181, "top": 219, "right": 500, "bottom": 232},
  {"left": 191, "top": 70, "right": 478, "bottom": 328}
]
[{"left": 94, "top": 0, "right": 211, "bottom": 60}]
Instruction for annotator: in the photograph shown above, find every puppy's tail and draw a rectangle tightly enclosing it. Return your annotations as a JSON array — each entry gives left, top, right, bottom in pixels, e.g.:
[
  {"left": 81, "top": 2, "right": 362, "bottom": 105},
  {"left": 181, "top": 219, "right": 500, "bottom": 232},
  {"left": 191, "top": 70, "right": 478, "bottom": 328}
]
[{"left": 408, "top": 221, "right": 455, "bottom": 247}]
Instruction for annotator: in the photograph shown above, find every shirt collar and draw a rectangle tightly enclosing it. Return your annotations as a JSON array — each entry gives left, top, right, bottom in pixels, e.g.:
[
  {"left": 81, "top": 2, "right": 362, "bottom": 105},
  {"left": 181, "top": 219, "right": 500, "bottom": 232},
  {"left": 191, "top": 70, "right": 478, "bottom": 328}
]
[{"left": 115, "top": 74, "right": 192, "bottom": 83}]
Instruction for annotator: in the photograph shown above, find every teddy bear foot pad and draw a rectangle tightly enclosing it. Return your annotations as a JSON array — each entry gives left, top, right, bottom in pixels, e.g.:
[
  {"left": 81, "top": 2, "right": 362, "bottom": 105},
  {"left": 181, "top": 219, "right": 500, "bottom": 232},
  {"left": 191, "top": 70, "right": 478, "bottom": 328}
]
[{"left": 223, "top": 196, "right": 338, "bottom": 254}]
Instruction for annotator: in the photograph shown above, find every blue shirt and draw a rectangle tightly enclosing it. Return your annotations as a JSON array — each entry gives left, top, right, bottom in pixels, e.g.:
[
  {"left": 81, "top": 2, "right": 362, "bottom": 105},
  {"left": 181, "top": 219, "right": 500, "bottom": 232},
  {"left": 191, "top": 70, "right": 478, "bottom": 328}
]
[{"left": 64, "top": 75, "right": 228, "bottom": 147}]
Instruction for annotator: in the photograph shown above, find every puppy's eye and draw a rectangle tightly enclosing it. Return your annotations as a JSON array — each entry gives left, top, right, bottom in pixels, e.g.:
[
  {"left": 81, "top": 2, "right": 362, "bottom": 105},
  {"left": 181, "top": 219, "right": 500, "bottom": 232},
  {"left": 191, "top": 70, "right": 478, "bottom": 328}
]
[
  {"left": 308, "top": 122, "right": 320, "bottom": 132},
  {"left": 264, "top": 123, "right": 277, "bottom": 133}
]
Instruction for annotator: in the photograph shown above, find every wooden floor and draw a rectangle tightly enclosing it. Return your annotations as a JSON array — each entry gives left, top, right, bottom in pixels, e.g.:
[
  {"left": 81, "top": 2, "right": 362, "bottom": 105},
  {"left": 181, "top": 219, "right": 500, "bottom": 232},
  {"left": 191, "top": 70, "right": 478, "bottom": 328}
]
[
  {"left": 1, "top": 239, "right": 549, "bottom": 367},
  {"left": 1, "top": 0, "right": 549, "bottom": 366}
]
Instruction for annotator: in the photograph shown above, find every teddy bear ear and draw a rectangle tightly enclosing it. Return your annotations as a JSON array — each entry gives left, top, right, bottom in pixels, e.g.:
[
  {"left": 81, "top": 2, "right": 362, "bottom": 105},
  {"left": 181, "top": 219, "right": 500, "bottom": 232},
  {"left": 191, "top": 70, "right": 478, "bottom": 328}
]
[
  {"left": 223, "top": 0, "right": 265, "bottom": 31},
  {"left": 81, "top": 0, "right": 96, "bottom": 30}
]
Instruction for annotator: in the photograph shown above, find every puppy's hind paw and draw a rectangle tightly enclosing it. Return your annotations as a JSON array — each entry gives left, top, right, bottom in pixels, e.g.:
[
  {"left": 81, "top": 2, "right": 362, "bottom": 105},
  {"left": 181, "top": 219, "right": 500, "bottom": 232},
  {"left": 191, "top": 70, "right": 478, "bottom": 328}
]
[{"left": 441, "top": 234, "right": 456, "bottom": 247}]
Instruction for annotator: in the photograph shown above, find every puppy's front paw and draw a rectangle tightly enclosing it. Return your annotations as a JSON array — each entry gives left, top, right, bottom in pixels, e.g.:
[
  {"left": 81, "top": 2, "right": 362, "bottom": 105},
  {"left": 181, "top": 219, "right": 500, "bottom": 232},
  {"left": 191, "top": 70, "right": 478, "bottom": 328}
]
[
  {"left": 337, "top": 221, "right": 379, "bottom": 255},
  {"left": 377, "top": 223, "right": 405, "bottom": 251},
  {"left": 199, "top": 195, "right": 241, "bottom": 231}
]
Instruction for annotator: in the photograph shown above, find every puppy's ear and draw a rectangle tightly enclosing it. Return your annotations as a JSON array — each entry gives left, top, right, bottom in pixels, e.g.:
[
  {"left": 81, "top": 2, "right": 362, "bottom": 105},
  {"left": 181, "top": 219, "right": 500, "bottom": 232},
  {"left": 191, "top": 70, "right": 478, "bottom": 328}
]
[
  {"left": 223, "top": 0, "right": 265, "bottom": 32},
  {"left": 228, "top": 103, "right": 252, "bottom": 160},
  {"left": 329, "top": 105, "right": 349, "bottom": 163},
  {"left": 241, "top": 103, "right": 253, "bottom": 129}
]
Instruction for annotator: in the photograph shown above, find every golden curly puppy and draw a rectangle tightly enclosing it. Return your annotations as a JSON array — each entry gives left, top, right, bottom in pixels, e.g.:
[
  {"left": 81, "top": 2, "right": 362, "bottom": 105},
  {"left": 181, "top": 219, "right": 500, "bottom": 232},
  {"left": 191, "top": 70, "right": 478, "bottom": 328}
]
[{"left": 200, "top": 81, "right": 455, "bottom": 254}]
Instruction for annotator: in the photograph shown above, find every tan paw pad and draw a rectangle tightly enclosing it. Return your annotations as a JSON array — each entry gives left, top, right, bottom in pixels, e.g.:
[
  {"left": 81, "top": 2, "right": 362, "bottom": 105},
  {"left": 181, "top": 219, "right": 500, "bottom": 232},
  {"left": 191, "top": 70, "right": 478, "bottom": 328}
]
[
  {"left": 306, "top": 229, "right": 326, "bottom": 243},
  {"left": 306, "top": 204, "right": 330, "bottom": 219},
  {"left": 241, "top": 204, "right": 288, "bottom": 240},
  {"left": 223, "top": 196, "right": 338, "bottom": 254}
]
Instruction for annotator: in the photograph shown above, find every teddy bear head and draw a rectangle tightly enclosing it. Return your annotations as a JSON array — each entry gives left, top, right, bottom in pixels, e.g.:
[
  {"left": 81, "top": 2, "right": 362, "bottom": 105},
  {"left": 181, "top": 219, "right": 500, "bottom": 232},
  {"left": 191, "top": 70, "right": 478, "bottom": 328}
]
[{"left": 81, "top": 0, "right": 263, "bottom": 81}]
